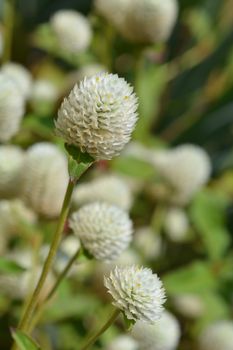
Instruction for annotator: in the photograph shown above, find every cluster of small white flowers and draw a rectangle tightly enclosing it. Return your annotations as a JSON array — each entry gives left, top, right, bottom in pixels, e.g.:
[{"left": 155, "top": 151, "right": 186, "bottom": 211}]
[
  {"left": 0, "top": 73, "right": 25, "bottom": 142},
  {"left": 50, "top": 10, "right": 92, "bottom": 53},
  {"left": 1, "top": 62, "right": 32, "bottom": 99},
  {"left": 199, "top": 321, "right": 233, "bottom": 350},
  {"left": 104, "top": 265, "right": 166, "bottom": 322},
  {"left": 164, "top": 207, "right": 189, "bottom": 242},
  {"left": 30, "top": 79, "right": 59, "bottom": 103},
  {"left": 21, "top": 143, "right": 69, "bottom": 217},
  {"left": 55, "top": 73, "right": 138, "bottom": 160},
  {"left": 0, "top": 200, "right": 37, "bottom": 235},
  {"left": 172, "top": 294, "right": 204, "bottom": 318},
  {"left": 152, "top": 144, "right": 212, "bottom": 204},
  {"left": 106, "top": 335, "right": 138, "bottom": 350},
  {"left": 72, "top": 174, "right": 133, "bottom": 210},
  {"left": 134, "top": 226, "right": 162, "bottom": 260},
  {"left": 131, "top": 310, "right": 181, "bottom": 350},
  {"left": 95, "top": 0, "right": 178, "bottom": 43},
  {"left": 0, "top": 146, "right": 24, "bottom": 199},
  {"left": 69, "top": 202, "right": 133, "bottom": 261}
]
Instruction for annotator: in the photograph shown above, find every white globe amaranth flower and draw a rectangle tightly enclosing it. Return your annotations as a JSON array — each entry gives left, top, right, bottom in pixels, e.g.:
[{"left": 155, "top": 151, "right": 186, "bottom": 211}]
[
  {"left": 21, "top": 143, "right": 69, "bottom": 217},
  {"left": 164, "top": 207, "right": 189, "bottom": 242},
  {"left": 134, "top": 227, "right": 162, "bottom": 260},
  {"left": 199, "top": 321, "right": 233, "bottom": 350},
  {"left": 55, "top": 73, "right": 138, "bottom": 160},
  {"left": 69, "top": 202, "right": 133, "bottom": 261},
  {"left": 72, "top": 174, "right": 133, "bottom": 210},
  {"left": 173, "top": 293, "right": 204, "bottom": 319},
  {"left": 30, "top": 79, "right": 59, "bottom": 103},
  {"left": 95, "top": 0, "right": 131, "bottom": 29},
  {"left": 0, "top": 73, "right": 25, "bottom": 142},
  {"left": 0, "top": 200, "right": 37, "bottom": 235},
  {"left": 131, "top": 310, "right": 181, "bottom": 350},
  {"left": 0, "top": 146, "right": 25, "bottom": 199},
  {"left": 50, "top": 10, "right": 92, "bottom": 53},
  {"left": 1, "top": 62, "right": 33, "bottom": 99},
  {"left": 152, "top": 144, "right": 212, "bottom": 204},
  {"left": 106, "top": 335, "right": 138, "bottom": 350},
  {"left": 104, "top": 265, "right": 166, "bottom": 323}
]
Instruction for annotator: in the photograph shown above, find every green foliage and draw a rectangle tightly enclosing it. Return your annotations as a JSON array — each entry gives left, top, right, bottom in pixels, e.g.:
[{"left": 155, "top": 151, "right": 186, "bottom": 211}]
[
  {"left": 65, "top": 144, "right": 94, "bottom": 179},
  {"left": 11, "top": 330, "right": 41, "bottom": 350},
  {"left": 0, "top": 257, "right": 26, "bottom": 275}
]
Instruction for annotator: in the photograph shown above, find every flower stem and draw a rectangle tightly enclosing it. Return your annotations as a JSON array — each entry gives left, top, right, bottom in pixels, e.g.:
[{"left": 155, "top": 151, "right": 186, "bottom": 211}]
[
  {"left": 80, "top": 308, "right": 121, "bottom": 350},
  {"left": 2, "top": 0, "right": 15, "bottom": 63},
  {"left": 11, "top": 177, "right": 75, "bottom": 348}
]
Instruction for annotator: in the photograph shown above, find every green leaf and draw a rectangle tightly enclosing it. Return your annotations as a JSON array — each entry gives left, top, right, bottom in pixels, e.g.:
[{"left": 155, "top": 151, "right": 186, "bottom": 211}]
[
  {"left": 111, "top": 155, "right": 155, "bottom": 180},
  {"left": 11, "top": 330, "right": 41, "bottom": 350},
  {"left": 123, "top": 314, "right": 135, "bottom": 330},
  {"left": 190, "top": 190, "right": 231, "bottom": 260},
  {"left": 0, "top": 257, "right": 26, "bottom": 275},
  {"left": 163, "top": 261, "right": 218, "bottom": 294},
  {"left": 65, "top": 144, "right": 94, "bottom": 179}
]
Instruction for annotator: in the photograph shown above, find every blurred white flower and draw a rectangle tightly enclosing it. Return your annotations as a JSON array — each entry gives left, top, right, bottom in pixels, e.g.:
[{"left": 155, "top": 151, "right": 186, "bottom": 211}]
[
  {"left": 72, "top": 174, "right": 133, "bottom": 210},
  {"left": 164, "top": 207, "right": 189, "bottom": 242},
  {"left": 68, "top": 63, "right": 106, "bottom": 86},
  {"left": 0, "top": 72, "right": 25, "bottom": 142},
  {"left": 172, "top": 294, "right": 204, "bottom": 318},
  {"left": 30, "top": 79, "right": 59, "bottom": 103},
  {"left": 50, "top": 10, "right": 92, "bottom": 53},
  {"left": 21, "top": 143, "right": 69, "bottom": 217},
  {"left": 95, "top": 0, "right": 178, "bottom": 43},
  {"left": 106, "top": 335, "right": 138, "bottom": 350},
  {"left": 199, "top": 321, "right": 233, "bottom": 350},
  {"left": 55, "top": 73, "right": 138, "bottom": 160},
  {"left": 134, "top": 227, "right": 162, "bottom": 260},
  {"left": 70, "top": 202, "right": 133, "bottom": 261},
  {"left": 104, "top": 265, "right": 166, "bottom": 322},
  {"left": 152, "top": 144, "right": 212, "bottom": 204},
  {"left": 0, "top": 146, "right": 24, "bottom": 199},
  {"left": 131, "top": 310, "right": 181, "bottom": 350},
  {"left": 1, "top": 62, "right": 33, "bottom": 99}
]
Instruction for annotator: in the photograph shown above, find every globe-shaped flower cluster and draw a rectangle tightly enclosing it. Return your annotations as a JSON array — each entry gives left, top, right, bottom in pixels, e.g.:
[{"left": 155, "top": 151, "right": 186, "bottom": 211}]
[{"left": 199, "top": 321, "right": 233, "bottom": 350}]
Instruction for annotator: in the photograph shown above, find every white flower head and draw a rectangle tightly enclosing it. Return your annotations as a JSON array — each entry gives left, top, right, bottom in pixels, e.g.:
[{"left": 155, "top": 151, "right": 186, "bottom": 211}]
[
  {"left": 95, "top": 0, "right": 131, "bottom": 29},
  {"left": 69, "top": 202, "right": 133, "bottom": 261},
  {"left": 131, "top": 310, "right": 181, "bottom": 350},
  {"left": 164, "top": 207, "right": 189, "bottom": 242},
  {"left": 0, "top": 73, "right": 25, "bottom": 142},
  {"left": 104, "top": 265, "right": 166, "bottom": 323},
  {"left": 152, "top": 144, "right": 212, "bottom": 204},
  {"left": 1, "top": 62, "right": 33, "bottom": 99},
  {"left": 199, "top": 321, "right": 233, "bottom": 350},
  {"left": 55, "top": 73, "right": 138, "bottom": 160},
  {"left": 0, "top": 146, "right": 24, "bottom": 199},
  {"left": 50, "top": 10, "right": 92, "bottom": 53},
  {"left": 30, "top": 79, "right": 59, "bottom": 103},
  {"left": 106, "top": 335, "right": 138, "bottom": 350},
  {"left": 72, "top": 174, "right": 133, "bottom": 210},
  {"left": 21, "top": 143, "right": 69, "bottom": 217},
  {"left": 173, "top": 293, "right": 204, "bottom": 318},
  {"left": 134, "top": 227, "right": 162, "bottom": 260}
]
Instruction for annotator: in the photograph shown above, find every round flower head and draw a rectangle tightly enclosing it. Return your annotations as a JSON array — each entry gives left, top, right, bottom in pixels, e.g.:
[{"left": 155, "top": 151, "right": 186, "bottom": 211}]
[
  {"left": 173, "top": 293, "right": 204, "bottom": 319},
  {"left": 152, "top": 144, "right": 212, "bottom": 204},
  {"left": 1, "top": 62, "right": 32, "bottom": 99},
  {"left": 199, "top": 321, "right": 233, "bottom": 350},
  {"left": 69, "top": 202, "right": 133, "bottom": 261},
  {"left": 0, "top": 146, "right": 24, "bottom": 199},
  {"left": 72, "top": 174, "right": 133, "bottom": 210},
  {"left": 30, "top": 79, "right": 59, "bottom": 103},
  {"left": 55, "top": 73, "right": 138, "bottom": 160},
  {"left": 164, "top": 207, "right": 189, "bottom": 242},
  {"left": 104, "top": 265, "right": 166, "bottom": 323},
  {"left": 50, "top": 10, "right": 92, "bottom": 53},
  {"left": 131, "top": 311, "right": 181, "bottom": 350},
  {"left": 0, "top": 73, "right": 25, "bottom": 142},
  {"left": 21, "top": 143, "right": 69, "bottom": 217},
  {"left": 106, "top": 335, "right": 138, "bottom": 350},
  {"left": 95, "top": 0, "right": 131, "bottom": 29},
  {"left": 134, "top": 227, "right": 162, "bottom": 260}
]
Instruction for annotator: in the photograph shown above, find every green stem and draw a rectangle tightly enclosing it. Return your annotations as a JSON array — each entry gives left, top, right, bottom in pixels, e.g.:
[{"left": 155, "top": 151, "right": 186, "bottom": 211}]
[
  {"left": 12, "top": 178, "right": 75, "bottom": 343},
  {"left": 80, "top": 308, "right": 120, "bottom": 350},
  {"left": 3, "top": 0, "right": 15, "bottom": 63}
]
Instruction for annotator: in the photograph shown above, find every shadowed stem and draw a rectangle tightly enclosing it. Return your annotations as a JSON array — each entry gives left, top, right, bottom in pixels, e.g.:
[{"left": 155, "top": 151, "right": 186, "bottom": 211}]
[
  {"left": 11, "top": 177, "right": 76, "bottom": 350},
  {"left": 3, "top": 0, "right": 15, "bottom": 63},
  {"left": 80, "top": 308, "right": 121, "bottom": 350}
]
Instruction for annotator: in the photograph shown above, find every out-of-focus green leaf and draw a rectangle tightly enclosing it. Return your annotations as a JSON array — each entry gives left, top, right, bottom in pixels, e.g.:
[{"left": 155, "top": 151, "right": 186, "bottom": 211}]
[
  {"left": 190, "top": 190, "right": 231, "bottom": 259},
  {"left": 111, "top": 156, "right": 155, "bottom": 180},
  {"left": 163, "top": 261, "right": 217, "bottom": 294},
  {"left": 0, "top": 257, "right": 26, "bottom": 275},
  {"left": 11, "top": 330, "right": 41, "bottom": 350}
]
